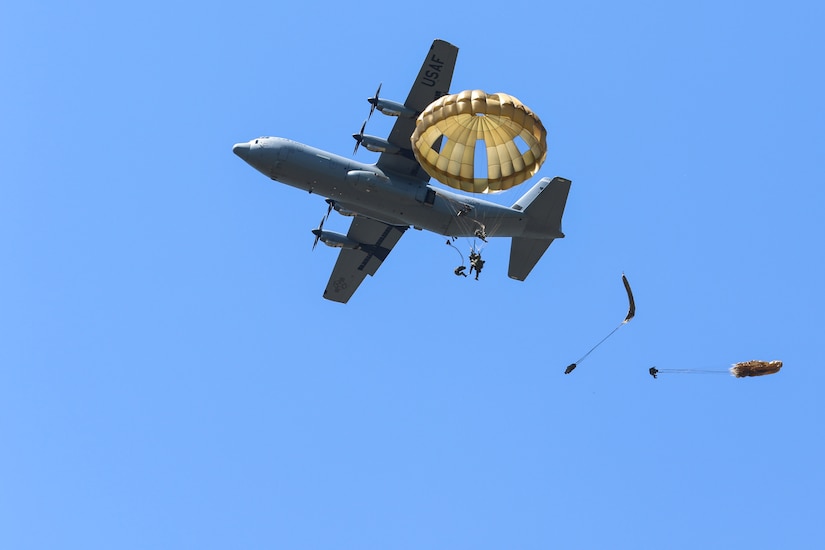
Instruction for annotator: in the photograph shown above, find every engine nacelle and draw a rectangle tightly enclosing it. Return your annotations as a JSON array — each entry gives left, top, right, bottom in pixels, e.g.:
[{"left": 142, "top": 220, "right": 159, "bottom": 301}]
[
  {"left": 325, "top": 199, "right": 360, "bottom": 217},
  {"left": 331, "top": 204, "right": 359, "bottom": 217},
  {"left": 374, "top": 98, "right": 418, "bottom": 118},
  {"left": 311, "top": 229, "right": 361, "bottom": 249},
  {"left": 359, "top": 135, "right": 400, "bottom": 154}
]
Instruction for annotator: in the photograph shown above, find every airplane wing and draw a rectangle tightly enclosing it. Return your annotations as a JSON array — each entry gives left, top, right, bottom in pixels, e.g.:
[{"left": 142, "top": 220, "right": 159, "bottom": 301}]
[
  {"left": 322, "top": 217, "right": 407, "bottom": 303},
  {"left": 376, "top": 39, "right": 458, "bottom": 181}
]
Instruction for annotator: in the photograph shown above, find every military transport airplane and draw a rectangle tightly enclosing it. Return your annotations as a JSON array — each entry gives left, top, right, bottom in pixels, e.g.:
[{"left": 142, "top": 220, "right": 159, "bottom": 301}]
[{"left": 233, "top": 39, "right": 571, "bottom": 303}]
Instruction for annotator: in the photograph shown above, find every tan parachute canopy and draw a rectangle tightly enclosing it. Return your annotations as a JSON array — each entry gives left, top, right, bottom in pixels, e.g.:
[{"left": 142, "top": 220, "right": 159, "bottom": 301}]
[{"left": 411, "top": 90, "right": 547, "bottom": 193}]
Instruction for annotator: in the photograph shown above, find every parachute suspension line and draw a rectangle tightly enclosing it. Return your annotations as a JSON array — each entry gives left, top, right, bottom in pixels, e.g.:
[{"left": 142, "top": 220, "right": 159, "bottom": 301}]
[
  {"left": 445, "top": 238, "right": 465, "bottom": 264},
  {"left": 460, "top": 211, "right": 488, "bottom": 242},
  {"left": 564, "top": 274, "right": 636, "bottom": 375},
  {"left": 480, "top": 216, "right": 502, "bottom": 253},
  {"left": 572, "top": 322, "right": 624, "bottom": 366},
  {"left": 656, "top": 369, "right": 729, "bottom": 375},
  {"left": 486, "top": 216, "right": 505, "bottom": 240},
  {"left": 442, "top": 194, "right": 489, "bottom": 253},
  {"left": 443, "top": 195, "right": 476, "bottom": 235},
  {"left": 441, "top": 195, "right": 476, "bottom": 278},
  {"left": 439, "top": 194, "right": 496, "bottom": 280}
]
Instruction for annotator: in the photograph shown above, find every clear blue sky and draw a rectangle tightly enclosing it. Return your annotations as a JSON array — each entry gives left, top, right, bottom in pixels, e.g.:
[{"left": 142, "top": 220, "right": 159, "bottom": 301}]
[{"left": 3, "top": 1, "right": 824, "bottom": 548}]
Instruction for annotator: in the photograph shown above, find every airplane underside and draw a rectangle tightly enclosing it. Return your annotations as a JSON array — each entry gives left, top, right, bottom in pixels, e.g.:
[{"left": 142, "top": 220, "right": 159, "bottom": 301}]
[{"left": 232, "top": 39, "right": 571, "bottom": 302}]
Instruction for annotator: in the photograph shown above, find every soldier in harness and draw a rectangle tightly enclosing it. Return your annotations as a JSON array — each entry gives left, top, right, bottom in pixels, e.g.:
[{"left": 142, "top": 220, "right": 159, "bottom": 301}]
[{"left": 468, "top": 250, "right": 485, "bottom": 280}]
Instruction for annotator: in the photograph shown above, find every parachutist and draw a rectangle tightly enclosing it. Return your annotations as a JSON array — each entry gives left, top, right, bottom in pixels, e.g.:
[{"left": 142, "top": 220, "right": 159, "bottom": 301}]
[
  {"left": 468, "top": 251, "right": 484, "bottom": 280},
  {"left": 468, "top": 251, "right": 479, "bottom": 275},
  {"left": 564, "top": 363, "right": 577, "bottom": 374},
  {"left": 649, "top": 366, "right": 658, "bottom": 379},
  {"left": 474, "top": 228, "right": 488, "bottom": 242},
  {"left": 454, "top": 265, "right": 467, "bottom": 277}
]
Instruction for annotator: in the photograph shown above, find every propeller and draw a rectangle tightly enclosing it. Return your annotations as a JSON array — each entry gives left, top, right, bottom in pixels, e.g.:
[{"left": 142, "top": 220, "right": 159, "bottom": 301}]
[
  {"left": 312, "top": 216, "right": 325, "bottom": 250},
  {"left": 311, "top": 201, "right": 334, "bottom": 250},
  {"left": 367, "top": 83, "right": 382, "bottom": 119},
  {"left": 352, "top": 120, "right": 367, "bottom": 155}
]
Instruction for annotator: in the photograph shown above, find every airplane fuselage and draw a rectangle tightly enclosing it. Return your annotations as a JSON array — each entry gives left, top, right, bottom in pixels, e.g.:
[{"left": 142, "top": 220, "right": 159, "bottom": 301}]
[
  {"left": 233, "top": 136, "right": 534, "bottom": 239},
  {"left": 231, "top": 39, "right": 570, "bottom": 303}
]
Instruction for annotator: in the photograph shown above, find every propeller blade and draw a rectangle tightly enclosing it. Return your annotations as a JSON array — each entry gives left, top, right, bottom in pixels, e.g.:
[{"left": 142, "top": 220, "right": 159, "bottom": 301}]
[
  {"left": 312, "top": 216, "right": 325, "bottom": 250},
  {"left": 351, "top": 120, "right": 367, "bottom": 155},
  {"left": 368, "top": 83, "right": 382, "bottom": 119},
  {"left": 311, "top": 204, "right": 333, "bottom": 251}
]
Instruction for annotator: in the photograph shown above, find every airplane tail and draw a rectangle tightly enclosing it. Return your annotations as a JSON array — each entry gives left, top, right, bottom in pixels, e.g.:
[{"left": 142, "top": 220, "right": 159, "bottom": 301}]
[{"left": 508, "top": 177, "right": 572, "bottom": 280}]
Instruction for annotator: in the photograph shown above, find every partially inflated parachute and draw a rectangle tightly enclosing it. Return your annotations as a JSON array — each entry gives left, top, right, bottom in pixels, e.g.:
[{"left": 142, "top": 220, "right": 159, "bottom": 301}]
[
  {"left": 411, "top": 90, "right": 547, "bottom": 193},
  {"left": 730, "top": 360, "right": 783, "bottom": 378},
  {"left": 651, "top": 360, "right": 783, "bottom": 379},
  {"left": 564, "top": 273, "right": 636, "bottom": 374}
]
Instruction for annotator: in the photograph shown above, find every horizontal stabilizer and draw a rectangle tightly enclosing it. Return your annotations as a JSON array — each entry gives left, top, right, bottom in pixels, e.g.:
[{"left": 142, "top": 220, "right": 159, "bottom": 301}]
[{"left": 509, "top": 237, "right": 555, "bottom": 281}]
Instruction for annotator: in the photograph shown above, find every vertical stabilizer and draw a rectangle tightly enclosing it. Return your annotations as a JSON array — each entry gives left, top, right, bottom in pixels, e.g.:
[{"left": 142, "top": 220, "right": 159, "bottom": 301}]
[{"left": 508, "top": 177, "right": 571, "bottom": 280}]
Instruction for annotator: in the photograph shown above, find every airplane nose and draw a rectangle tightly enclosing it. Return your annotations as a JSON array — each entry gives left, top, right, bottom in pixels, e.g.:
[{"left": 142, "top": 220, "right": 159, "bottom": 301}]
[{"left": 232, "top": 141, "right": 251, "bottom": 160}]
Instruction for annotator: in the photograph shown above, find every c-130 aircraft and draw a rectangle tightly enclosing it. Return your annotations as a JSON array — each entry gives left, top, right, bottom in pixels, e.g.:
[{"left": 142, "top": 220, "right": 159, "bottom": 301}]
[{"left": 233, "top": 39, "right": 571, "bottom": 303}]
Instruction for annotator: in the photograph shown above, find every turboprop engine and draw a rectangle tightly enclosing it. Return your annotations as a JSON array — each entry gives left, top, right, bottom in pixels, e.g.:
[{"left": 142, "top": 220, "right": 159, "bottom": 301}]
[
  {"left": 367, "top": 83, "right": 418, "bottom": 119},
  {"left": 352, "top": 131, "right": 400, "bottom": 154},
  {"left": 311, "top": 229, "right": 361, "bottom": 249},
  {"left": 352, "top": 118, "right": 401, "bottom": 155}
]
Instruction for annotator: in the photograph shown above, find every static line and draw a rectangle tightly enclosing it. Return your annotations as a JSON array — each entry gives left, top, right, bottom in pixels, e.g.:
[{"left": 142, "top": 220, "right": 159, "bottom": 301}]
[{"left": 573, "top": 322, "right": 623, "bottom": 366}]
